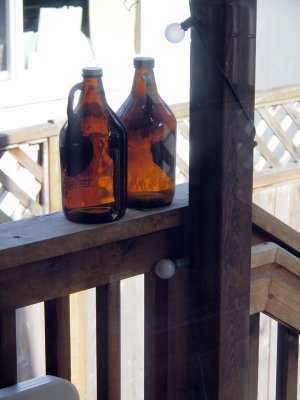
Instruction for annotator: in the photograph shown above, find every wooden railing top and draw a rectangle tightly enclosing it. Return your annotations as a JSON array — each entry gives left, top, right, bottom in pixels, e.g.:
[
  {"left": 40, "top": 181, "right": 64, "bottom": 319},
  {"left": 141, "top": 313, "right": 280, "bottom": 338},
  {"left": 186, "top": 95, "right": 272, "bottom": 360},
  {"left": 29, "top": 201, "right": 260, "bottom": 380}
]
[
  {"left": 0, "top": 184, "right": 188, "bottom": 271},
  {"left": 1, "top": 181, "right": 299, "bottom": 271},
  {"left": 252, "top": 203, "right": 300, "bottom": 258},
  {"left": 0, "top": 182, "right": 300, "bottom": 332},
  {"left": 251, "top": 242, "right": 300, "bottom": 331},
  {"left": 0, "top": 123, "right": 59, "bottom": 149},
  {"left": 255, "top": 85, "right": 300, "bottom": 108}
]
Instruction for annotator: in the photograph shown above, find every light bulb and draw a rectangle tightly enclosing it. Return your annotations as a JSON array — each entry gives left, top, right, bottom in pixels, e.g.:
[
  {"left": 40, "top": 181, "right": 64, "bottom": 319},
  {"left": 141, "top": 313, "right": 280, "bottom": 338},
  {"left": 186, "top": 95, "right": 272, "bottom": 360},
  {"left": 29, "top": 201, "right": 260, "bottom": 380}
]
[
  {"left": 165, "top": 22, "right": 185, "bottom": 43},
  {"left": 155, "top": 259, "right": 176, "bottom": 279}
]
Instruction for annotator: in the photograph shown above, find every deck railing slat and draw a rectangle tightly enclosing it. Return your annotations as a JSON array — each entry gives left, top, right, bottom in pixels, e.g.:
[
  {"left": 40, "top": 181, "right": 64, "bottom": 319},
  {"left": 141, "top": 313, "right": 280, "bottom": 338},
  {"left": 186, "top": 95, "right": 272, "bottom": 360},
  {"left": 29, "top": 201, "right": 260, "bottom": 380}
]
[
  {"left": 249, "top": 313, "right": 260, "bottom": 400},
  {"left": 144, "top": 272, "right": 169, "bottom": 400},
  {"left": 276, "top": 324, "right": 299, "bottom": 400},
  {"left": 96, "top": 282, "right": 121, "bottom": 400},
  {"left": 0, "top": 311, "right": 17, "bottom": 388},
  {"left": 44, "top": 296, "right": 71, "bottom": 380}
]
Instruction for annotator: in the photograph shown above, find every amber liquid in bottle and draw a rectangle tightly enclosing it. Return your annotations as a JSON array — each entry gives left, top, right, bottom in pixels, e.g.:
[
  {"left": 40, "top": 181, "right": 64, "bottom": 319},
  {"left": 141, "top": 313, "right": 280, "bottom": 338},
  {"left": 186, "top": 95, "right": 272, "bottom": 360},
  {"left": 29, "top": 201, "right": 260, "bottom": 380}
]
[
  {"left": 117, "top": 57, "right": 176, "bottom": 208},
  {"left": 60, "top": 68, "right": 127, "bottom": 223}
]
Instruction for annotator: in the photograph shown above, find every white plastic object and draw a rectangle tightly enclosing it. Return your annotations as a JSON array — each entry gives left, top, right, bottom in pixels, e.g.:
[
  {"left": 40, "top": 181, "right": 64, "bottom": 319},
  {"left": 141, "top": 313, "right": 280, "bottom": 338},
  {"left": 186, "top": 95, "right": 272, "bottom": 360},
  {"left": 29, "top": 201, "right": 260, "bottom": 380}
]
[
  {"left": 165, "top": 23, "right": 185, "bottom": 43},
  {"left": 0, "top": 376, "right": 80, "bottom": 400}
]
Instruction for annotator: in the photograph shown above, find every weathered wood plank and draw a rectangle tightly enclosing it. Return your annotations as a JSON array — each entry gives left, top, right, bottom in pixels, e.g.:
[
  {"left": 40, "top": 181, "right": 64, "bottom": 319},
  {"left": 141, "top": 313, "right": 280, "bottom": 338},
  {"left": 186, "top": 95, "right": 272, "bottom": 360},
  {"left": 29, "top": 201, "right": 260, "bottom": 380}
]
[
  {"left": 0, "top": 228, "right": 185, "bottom": 313},
  {"left": 0, "top": 311, "right": 17, "bottom": 388},
  {"left": 96, "top": 282, "right": 121, "bottom": 400},
  {"left": 253, "top": 164, "right": 300, "bottom": 189},
  {"left": 276, "top": 325, "right": 299, "bottom": 400},
  {"left": 0, "top": 123, "right": 59, "bottom": 149},
  {"left": 0, "top": 183, "right": 188, "bottom": 270},
  {"left": 255, "top": 85, "right": 300, "bottom": 109},
  {"left": 45, "top": 296, "right": 71, "bottom": 380},
  {"left": 250, "top": 243, "right": 300, "bottom": 330},
  {"left": 252, "top": 203, "right": 300, "bottom": 257}
]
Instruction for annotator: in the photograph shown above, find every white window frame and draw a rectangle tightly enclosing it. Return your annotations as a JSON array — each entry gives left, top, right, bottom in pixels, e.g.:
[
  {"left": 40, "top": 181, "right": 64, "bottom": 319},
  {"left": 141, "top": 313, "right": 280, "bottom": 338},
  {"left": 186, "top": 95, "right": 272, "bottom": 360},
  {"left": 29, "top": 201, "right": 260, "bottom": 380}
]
[{"left": 0, "top": 0, "right": 23, "bottom": 81}]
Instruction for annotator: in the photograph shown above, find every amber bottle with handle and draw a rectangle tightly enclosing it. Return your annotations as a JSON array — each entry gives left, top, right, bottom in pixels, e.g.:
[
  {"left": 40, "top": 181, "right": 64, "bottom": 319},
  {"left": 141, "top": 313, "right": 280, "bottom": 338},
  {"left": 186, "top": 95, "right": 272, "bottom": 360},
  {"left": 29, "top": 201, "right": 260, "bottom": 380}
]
[
  {"left": 59, "top": 67, "right": 127, "bottom": 223},
  {"left": 117, "top": 57, "right": 176, "bottom": 208}
]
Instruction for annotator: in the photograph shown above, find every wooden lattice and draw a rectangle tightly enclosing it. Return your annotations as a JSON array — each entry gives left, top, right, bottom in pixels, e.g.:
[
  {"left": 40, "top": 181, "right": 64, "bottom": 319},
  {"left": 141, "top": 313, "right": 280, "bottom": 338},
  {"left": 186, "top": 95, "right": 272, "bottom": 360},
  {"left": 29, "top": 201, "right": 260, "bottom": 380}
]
[
  {"left": 254, "top": 87, "right": 300, "bottom": 172},
  {"left": 173, "top": 86, "right": 300, "bottom": 184},
  {"left": 0, "top": 143, "right": 44, "bottom": 223}
]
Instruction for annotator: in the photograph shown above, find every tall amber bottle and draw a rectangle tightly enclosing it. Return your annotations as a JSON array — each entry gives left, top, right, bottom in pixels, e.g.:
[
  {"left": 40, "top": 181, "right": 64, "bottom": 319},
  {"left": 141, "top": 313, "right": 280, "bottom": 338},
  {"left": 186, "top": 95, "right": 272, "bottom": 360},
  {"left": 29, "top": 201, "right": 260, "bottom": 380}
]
[
  {"left": 117, "top": 57, "right": 176, "bottom": 207},
  {"left": 59, "top": 67, "right": 127, "bottom": 223}
]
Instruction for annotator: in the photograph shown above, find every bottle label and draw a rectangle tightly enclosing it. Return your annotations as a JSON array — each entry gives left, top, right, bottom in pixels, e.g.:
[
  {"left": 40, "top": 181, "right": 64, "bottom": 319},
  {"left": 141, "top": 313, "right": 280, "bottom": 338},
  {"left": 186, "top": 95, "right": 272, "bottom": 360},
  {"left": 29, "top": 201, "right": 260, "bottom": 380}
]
[{"left": 61, "top": 132, "right": 115, "bottom": 209}]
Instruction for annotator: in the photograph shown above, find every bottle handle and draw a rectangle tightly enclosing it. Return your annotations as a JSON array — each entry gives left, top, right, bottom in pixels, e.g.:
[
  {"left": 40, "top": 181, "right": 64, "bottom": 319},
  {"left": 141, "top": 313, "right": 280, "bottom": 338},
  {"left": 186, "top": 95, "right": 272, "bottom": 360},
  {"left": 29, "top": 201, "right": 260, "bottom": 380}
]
[{"left": 67, "top": 82, "right": 84, "bottom": 121}]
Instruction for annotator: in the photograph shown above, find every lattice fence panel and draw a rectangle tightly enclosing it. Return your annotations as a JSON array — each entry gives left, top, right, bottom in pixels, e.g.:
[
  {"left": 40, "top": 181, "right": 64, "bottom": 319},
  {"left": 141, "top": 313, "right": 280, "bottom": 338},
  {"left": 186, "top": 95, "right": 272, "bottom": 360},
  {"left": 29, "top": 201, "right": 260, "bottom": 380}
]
[
  {"left": 0, "top": 142, "right": 45, "bottom": 223},
  {"left": 254, "top": 101, "right": 300, "bottom": 172}
]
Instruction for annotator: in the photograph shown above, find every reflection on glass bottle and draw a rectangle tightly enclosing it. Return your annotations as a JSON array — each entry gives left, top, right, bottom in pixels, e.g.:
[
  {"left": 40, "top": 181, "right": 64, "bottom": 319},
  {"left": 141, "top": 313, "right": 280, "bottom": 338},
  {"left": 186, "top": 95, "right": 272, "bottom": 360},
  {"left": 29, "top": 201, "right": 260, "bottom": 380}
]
[
  {"left": 59, "top": 67, "right": 127, "bottom": 223},
  {"left": 117, "top": 57, "right": 176, "bottom": 208}
]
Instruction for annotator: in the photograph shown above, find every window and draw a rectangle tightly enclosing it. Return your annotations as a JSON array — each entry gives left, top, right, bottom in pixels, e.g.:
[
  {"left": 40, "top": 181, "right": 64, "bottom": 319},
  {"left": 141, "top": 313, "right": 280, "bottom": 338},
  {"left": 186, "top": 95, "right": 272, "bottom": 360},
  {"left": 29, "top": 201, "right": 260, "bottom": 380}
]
[
  {"left": 0, "top": 0, "right": 7, "bottom": 72},
  {"left": 0, "top": 0, "right": 190, "bottom": 131}
]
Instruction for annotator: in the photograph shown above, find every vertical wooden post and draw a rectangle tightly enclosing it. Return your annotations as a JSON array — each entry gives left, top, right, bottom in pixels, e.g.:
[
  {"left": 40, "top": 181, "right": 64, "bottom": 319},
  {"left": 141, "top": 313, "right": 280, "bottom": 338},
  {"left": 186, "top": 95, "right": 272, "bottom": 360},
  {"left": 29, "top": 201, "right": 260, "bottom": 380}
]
[
  {"left": 45, "top": 296, "right": 71, "bottom": 380},
  {"left": 144, "top": 273, "right": 169, "bottom": 400},
  {"left": 0, "top": 311, "right": 17, "bottom": 387},
  {"left": 249, "top": 314, "right": 260, "bottom": 400},
  {"left": 96, "top": 283, "right": 121, "bottom": 400},
  {"left": 189, "top": 0, "right": 256, "bottom": 398},
  {"left": 276, "top": 324, "right": 299, "bottom": 400},
  {"left": 48, "top": 134, "right": 61, "bottom": 213}
]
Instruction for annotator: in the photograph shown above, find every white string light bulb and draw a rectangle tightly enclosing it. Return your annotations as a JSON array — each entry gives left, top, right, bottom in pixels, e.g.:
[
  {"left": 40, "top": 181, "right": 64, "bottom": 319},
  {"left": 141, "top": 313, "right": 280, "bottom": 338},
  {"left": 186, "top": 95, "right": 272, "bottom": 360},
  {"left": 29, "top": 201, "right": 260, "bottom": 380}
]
[
  {"left": 165, "top": 16, "right": 196, "bottom": 44},
  {"left": 165, "top": 22, "right": 186, "bottom": 43}
]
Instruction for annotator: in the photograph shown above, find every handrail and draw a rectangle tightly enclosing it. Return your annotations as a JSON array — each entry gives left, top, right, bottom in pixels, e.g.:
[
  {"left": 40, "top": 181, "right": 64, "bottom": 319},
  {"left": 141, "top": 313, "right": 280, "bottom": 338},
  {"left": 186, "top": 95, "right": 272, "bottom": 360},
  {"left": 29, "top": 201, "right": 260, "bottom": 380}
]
[
  {"left": 252, "top": 203, "right": 300, "bottom": 258},
  {"left": 0, "top": 184, "right": 188, "bottom": 311},
  {"left": 251, "top": 242, "right": 300, "bottom": 331},
  {"left": 255, "top": 84, "right": 300, "bottom": 108}
]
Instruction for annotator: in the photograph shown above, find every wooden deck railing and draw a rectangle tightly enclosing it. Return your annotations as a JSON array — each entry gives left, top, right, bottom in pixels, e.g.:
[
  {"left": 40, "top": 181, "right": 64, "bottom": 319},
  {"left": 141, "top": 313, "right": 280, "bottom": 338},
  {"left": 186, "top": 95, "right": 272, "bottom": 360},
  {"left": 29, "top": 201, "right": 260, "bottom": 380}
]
[
  {"left": 0, "top": 182, "right": 299, "bottom": 398},
  {"left": 0, "top": 86, "right": 299, "bottom": 397}
]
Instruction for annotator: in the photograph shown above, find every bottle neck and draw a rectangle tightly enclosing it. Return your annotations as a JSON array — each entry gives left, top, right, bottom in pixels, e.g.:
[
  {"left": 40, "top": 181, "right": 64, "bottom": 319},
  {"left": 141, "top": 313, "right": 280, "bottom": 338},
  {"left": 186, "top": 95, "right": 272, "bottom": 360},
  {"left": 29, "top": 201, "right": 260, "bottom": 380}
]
[
  {"left": 131, "top": 67, "right": 159, "bottom": 100},
  {"left": 80, "top": 76, "right": 107, "bottom": 106}
]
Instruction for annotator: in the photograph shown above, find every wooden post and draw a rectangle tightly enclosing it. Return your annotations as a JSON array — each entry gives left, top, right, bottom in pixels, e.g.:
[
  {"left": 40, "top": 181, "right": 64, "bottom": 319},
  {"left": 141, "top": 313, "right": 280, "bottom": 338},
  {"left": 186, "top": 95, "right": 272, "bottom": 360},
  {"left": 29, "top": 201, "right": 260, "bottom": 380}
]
[
  {"left": 276, "top": 324, "right": 299, "bottom": 400},
  {"left": 144, "top": 273, "right": 169, "bottom": 400},
  {"left": 249, "top": 314, "right": 260, "bottom": 400},
  {"left": 0, "top": 311, "right": 17, "bottom": 388},
  {"left": 189, "top": 0, "right": 256, "bottom": 398},
  {"left": 45, "top": 297, "right": 71, "bottom": 380},
  {"left": 96, "top": 282, "right": 121, "bottom": 400},
  {"left": 48, "top": 134, "right": 61, "bottom": 213}
]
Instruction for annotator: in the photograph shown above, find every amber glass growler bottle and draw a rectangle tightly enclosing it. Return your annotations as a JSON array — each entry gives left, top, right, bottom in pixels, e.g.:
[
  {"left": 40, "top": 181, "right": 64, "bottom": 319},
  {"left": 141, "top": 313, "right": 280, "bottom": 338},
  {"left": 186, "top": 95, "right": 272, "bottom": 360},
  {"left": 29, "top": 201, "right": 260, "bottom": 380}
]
[
  {"left": 59, "top": 67, "right": 127, "bottom": 223},
  {"left": 117, "top": 57, "right": 176, "bottom": 208}
]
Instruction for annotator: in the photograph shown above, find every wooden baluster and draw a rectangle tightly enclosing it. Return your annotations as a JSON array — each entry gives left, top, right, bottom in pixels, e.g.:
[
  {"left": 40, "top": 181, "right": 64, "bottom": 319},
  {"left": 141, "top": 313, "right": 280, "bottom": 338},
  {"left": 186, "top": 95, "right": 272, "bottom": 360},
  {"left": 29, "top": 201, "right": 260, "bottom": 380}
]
[
  {"left": 167, "top": 266, "right": 189, "bottom": 399},
  {"left": 276, "top": 324, "right": 299, "bottom": 400},
  {"left": 96, "top": 282, "right": 121, "bottom": 400},
  {"left": 144, "top": 272, "right": 169, "bottom": 400},
  {"left": 44, "top": 296, "right": 71, "bottom": 380},
  {"left": 249, "top": 313, "right": 260, "bottom": 400},
  {"left": 48, "top": 135, "right": 62, "bottom": 213},
  {"left": 0, "top": 311, "right": 17, "bottom": 387}
]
